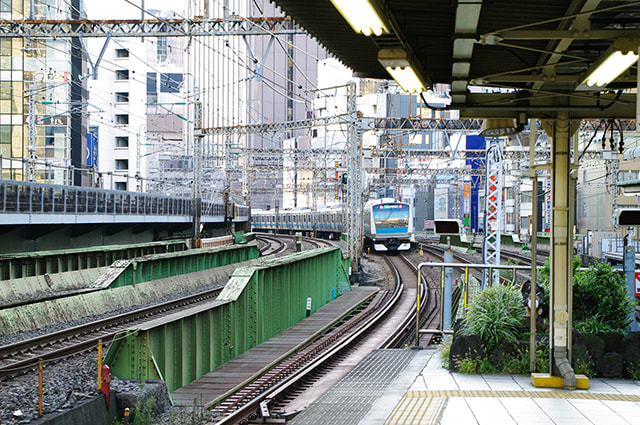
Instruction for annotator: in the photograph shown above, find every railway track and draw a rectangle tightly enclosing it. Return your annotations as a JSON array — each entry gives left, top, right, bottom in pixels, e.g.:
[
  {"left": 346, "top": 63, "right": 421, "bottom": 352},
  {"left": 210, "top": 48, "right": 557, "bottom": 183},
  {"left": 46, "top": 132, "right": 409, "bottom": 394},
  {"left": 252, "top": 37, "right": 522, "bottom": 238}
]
[
  {"left": 381, "top": 255, "right": 441, "bottom": 348},
  {"left": 209, "top": 252, "right": 440, "bottom": 424},
  {"left": 0, "top": 235, "right": 320, "bottom": 381},
  {"left": 0, "top": 238, "right": 289, "bottom": 381},
  {"left": 0, "top": 284, "right": 226, "bottom": 380},
  {"left": 256, "top": 233, "right": 288, "bottom": 255}
]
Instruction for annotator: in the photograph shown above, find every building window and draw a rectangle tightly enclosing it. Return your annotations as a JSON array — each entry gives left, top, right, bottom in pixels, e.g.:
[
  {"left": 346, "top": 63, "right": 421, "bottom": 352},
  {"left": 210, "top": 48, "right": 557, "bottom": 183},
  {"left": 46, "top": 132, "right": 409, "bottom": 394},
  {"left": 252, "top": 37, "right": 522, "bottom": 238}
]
[
  {"left": 115, "top": 114, "right": 129, "bottom": 125},
  {"left": 147, "top": 72, "right": 157, "bottom": 104},
  {"left": 583, "top": 202, "right": 587, "bottom": 217},
  {"left": 115, "top": 160, "right": 128, "bottom": 170},
  {"left": 157, "top": 37, "right": 168, "bottom": 63},
  {"left": 0, "top": 125, "right": 10, "bottom": 156},
  {"left": 160, "top": 73, "right": 182, "bottom": 93},
  {"left": 115, "top": 70, "right": 129, "bottom": 80},
  {"left": 115, "top": 182, "right": 127, "bottom": 191},
  {"left": 115, "top": 48, "right": 129, "bottom": 58},
  {"left": 115, "top": 136, "right": 129, "bottom": 147},
  {"left": 115, "top": 92, "right": 129, "bottom": 103}
]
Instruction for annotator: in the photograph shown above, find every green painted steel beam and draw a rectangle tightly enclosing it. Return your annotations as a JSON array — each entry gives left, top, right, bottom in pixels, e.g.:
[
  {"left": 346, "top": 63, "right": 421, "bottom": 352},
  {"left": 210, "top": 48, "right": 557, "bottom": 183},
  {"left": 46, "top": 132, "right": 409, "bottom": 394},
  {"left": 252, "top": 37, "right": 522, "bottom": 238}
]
[
  {"left": 107, "top": 243, "right": 259, "bottom": 289},
  {"left": 0, "top": 256, "right": 261, "bottom": 334},
  {"left": 0, "top": 239, "right": 189, "bottom": 280},
  {"left": 104, "top": 247, "right": 351, "bottom": 392}
]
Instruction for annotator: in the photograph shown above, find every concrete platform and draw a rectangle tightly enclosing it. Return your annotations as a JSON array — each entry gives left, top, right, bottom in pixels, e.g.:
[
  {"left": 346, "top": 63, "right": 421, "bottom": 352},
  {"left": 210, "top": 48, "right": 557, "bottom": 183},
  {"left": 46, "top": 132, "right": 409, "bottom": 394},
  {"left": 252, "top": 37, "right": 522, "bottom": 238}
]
[
  {"left": 170, "top": 286, "right": 379, "bottom": 406},
  {"left": 293, "top": 348, "right": 640, "bottom": 425}
]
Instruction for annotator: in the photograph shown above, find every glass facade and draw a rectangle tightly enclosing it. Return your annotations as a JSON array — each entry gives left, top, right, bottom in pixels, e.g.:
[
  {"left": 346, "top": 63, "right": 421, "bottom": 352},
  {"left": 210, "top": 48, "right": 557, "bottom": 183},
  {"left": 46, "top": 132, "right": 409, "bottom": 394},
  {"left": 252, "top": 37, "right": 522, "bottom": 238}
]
[{"left": 0, "top": 1, "right": 74, "bottom": 184}]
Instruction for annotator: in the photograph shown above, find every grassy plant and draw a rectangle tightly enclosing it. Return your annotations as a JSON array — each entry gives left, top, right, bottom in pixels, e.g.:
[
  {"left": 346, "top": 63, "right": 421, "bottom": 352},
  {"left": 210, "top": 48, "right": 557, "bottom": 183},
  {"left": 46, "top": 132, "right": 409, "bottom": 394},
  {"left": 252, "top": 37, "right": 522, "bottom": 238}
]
[
  {"left": 626, "top": 363, "right": 640, "bottom": 380},
  {"left": 572, "top": 357, "right": 595, "bottom": 377},
  {"left": 499, "top": 260, "right": 518, "bottom": 282},
  {"left": 191, "top": 398, "right": 199, "bottom": 425},
  {"left": 132, "top": 395, "right": 155, "bottom": 425},
  {"left": 476, "top": 357, "right": 499, "bottom": 374},
  {"left": 439, "top": 337, "right": 452, "bottom": 369},
  {"left": 534, "top": 344, "right": 550, "bottom": 373},
  {"left": 461, "top": 284, "right": 525, "bottom": 349},
  {"left": 573, "top": 316, "right": 619, "bottom": 335},
  {"left": 458, "top": 358, "right": 478, "bottom": 374}
]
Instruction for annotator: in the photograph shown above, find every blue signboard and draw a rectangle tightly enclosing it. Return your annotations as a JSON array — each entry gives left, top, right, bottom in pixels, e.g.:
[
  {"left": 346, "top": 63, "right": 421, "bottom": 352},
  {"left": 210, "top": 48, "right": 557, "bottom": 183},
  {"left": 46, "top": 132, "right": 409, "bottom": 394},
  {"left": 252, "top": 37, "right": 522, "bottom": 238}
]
[
  {"left": 87, "top": 131, "right": 98, "bottom": 167},
  {"left": 466, "top": 135, "right": 485, "bottom": 233}
]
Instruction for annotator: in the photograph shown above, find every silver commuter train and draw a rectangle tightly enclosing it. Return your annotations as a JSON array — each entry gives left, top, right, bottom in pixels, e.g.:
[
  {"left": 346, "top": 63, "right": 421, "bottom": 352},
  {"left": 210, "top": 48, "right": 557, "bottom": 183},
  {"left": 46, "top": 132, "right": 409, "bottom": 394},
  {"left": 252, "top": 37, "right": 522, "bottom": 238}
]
[
  {"left": 363, "top": 199, "right": 413, "bottom": 251},
  {"left": 251, "top": 204, "right": 344, "bottom": 239},
  {"left": 251, "top": 199, "right": 414, "bottom": 251}
]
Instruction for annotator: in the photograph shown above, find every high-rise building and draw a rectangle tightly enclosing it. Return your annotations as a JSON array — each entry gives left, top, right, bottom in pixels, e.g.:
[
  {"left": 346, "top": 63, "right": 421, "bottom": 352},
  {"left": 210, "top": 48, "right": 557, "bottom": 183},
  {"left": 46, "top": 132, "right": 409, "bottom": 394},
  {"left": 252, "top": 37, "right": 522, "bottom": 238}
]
[
  {"left": 0, "top": 0, "right": 86, "bottom": 185},
  {"left": 87, "top": 25, "right": 186, "bottom": 192}
]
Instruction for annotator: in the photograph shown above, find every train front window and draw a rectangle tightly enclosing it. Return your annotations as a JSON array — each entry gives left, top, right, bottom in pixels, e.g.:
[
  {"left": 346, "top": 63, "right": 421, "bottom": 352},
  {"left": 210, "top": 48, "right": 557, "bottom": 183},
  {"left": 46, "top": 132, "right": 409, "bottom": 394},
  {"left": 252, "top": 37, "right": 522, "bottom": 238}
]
[{"left": 372, "top": 204, "right": 409, "bottom": 233}]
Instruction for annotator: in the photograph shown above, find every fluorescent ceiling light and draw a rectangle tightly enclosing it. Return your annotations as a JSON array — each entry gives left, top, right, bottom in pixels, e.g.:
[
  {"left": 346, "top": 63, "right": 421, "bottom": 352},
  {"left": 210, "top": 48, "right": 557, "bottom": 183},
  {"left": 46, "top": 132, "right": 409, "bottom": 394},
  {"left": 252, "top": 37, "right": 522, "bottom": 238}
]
[
  {"left": 329, "top": 0, "right": 388, "bottom": 36},
  {"left": 378, "top": 48, "right": 427, "bottom": 93},
  {"left": 579, "top": 39, "right": 639, "bottom": 89},
  {"left": 384, "top": 66, "right": 426, "bottom": 93},
  {"left": 583, "top": 50, "right": 638, "bottom": 87}
]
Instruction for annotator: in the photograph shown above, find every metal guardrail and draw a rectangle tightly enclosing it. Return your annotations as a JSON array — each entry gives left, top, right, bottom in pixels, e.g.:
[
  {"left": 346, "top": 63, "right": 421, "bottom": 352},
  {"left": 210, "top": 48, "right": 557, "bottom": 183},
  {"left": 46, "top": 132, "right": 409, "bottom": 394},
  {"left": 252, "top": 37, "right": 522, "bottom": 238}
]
[
  {"left": 0, "top": 180, "right": 248, "bottom": 222},
  {"left": 416, "top": 261, "right": 532, "bottom": 338}
]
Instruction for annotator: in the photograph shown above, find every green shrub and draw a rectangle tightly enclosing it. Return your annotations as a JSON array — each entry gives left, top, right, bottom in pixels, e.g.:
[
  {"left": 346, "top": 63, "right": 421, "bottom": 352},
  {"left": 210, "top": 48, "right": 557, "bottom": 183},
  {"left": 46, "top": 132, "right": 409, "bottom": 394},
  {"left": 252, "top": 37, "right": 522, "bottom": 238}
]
[
  {"left": 538, "top": 258, "right": 635, "bottom": 335},
  {"left": 461, "top": 284, "right": 525, "bottom": 349},
  {"left": 573, "top": 262, "right": 635, "bottom": 333}
]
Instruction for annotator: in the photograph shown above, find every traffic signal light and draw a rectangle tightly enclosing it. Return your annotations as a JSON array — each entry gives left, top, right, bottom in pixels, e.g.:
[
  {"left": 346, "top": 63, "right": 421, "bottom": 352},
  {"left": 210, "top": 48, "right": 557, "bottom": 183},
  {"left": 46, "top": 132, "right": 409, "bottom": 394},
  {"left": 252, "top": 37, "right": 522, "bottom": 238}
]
[{"left": 342, "top": 173, "right": 348, "bottom": 184}]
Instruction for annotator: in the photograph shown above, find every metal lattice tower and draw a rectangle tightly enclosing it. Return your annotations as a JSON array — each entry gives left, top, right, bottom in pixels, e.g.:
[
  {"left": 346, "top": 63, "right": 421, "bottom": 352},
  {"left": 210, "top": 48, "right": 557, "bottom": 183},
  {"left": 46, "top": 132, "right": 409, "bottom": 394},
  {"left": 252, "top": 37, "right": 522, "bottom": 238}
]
[
  {"left": 192, "top": 101, "right": 203, "bottom": 239},
  {"left": 482, "top": 139, "right": 503, "bottom": 287},
  {"left": 608, "top": 155, "right": 620, "bottom": 229},
  {"left": 27, "top": 82, "right": 37, "bottom": 182},
  {"left": 346, "top": 83, "right": 363, "bottom": 273}
]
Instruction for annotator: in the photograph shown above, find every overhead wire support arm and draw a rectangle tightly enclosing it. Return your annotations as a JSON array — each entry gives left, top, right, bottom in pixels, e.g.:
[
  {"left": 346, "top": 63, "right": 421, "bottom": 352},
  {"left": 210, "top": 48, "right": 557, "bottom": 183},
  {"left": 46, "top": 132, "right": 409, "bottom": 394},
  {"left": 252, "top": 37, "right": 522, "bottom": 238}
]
[
  {"left": 0, "top": 17, "right": 306, "bottom": 38},
  {"left": 77, "top": 32, "right": 111, "bottom": 80}
]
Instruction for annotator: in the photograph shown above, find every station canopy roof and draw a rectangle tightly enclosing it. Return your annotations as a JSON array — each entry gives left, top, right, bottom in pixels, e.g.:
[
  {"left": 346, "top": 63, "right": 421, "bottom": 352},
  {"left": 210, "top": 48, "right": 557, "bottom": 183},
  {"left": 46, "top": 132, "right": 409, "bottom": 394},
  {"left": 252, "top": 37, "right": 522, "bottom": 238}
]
[{"left": 270, "top": 0, "right": 640, "bottom": 121}]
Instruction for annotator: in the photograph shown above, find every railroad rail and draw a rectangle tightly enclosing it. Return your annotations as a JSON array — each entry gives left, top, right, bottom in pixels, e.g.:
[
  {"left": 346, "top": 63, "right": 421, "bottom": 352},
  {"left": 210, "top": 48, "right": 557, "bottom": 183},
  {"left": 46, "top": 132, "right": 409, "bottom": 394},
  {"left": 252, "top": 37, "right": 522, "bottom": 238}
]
[
  {"left": 209, "top": 252, "right": 439, "bottom": 424},
  {"left": 0, "top": 284, "right": 225, "bottom": 380},
  {"left": 381, "top": 255, "right": 441, "bottom": 348}
]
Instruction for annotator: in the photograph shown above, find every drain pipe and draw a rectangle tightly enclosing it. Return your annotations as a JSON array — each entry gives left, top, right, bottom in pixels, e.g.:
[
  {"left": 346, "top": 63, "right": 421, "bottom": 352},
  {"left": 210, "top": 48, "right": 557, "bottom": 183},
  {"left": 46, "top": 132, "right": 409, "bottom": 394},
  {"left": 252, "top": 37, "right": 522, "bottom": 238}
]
[
  {"left": 554, "top": 346, "right": 576, "bottom": 389},
  {"left": 545, "top": 111, "right": 577, "bottom": 390}
]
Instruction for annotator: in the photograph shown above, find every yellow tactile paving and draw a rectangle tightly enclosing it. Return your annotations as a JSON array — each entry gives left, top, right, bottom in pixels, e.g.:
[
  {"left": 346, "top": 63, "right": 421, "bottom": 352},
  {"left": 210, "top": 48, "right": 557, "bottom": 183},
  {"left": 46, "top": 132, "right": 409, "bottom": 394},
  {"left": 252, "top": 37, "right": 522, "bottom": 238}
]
[
  {"left": 384, "top": 396, "right": 446, "bottom": 425},
  {"left": 404, "top": 390, "right": 640, "bottom": 402},
  {"left": 386, "top": 389, "right": 640, "bottom": 425}
]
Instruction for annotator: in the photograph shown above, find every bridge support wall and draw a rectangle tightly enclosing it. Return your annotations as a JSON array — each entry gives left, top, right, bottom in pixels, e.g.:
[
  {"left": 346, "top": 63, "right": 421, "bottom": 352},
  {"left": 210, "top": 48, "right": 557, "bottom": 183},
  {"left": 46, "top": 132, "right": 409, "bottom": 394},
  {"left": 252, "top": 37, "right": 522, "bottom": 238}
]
[{"left": 104, "top": 247, "right": 351, "bottom": 392}]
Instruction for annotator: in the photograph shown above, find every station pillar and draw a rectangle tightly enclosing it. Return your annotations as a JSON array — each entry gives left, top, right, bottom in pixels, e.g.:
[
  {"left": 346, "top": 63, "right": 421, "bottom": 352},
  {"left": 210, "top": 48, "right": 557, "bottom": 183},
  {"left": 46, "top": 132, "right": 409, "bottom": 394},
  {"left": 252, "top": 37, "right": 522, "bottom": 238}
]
[{"left": 542, "top": 112, "right": 579, "bottom": 389}]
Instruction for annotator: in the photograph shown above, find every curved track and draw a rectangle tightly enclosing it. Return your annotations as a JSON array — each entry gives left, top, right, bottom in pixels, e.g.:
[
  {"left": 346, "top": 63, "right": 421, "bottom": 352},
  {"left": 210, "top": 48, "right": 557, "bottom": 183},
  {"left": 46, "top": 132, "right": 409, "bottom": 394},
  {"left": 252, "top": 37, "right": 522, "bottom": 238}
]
[
  {"left": 0, "top": 284, "right": 224, "bottom": 380},
  {"left": 210, "top": 253, "right": 440, "bottom": 424}
]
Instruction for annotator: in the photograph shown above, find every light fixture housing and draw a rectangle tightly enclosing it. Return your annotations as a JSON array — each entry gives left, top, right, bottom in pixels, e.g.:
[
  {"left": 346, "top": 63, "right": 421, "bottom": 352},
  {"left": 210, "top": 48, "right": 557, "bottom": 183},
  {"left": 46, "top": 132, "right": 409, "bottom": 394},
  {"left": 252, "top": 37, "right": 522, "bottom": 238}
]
[
  {"left": 378, "top": 48, "right": 428, "bottom": 93},
  {"left": 479, "top": 118, "right": 520, "bottom": 137},
  {"left": 578, "top": 38, "right": 639, "bottom": 90},
  {"left": 328, "top": 0, "right": 388, "bottom": 36}
]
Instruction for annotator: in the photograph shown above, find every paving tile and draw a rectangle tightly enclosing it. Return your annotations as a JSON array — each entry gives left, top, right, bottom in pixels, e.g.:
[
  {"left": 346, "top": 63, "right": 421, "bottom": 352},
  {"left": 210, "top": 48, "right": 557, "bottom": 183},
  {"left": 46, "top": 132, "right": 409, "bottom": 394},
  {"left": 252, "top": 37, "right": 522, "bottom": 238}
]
[
  {"left": 500, "top": 397, "right": 554, "bottom": 425},
  {"left": 452, "top": 374, "right": 492, "bottom": 391},
  {"left": 533, "top": 398, "right": 590, "bottom": 424},
  {"left": 464, "top": 397, "right": 516, "bottom": 425},
  {"left": 483, "top": 375, "right": 525, "bottom": 391},
  {"left": 438, "top": 397, "right": 478, "bottom": 425},
  {"left": 568, "top": 399, "right": 631, "bottom": 425},
  {"left": 605, "top": 400, "right": 640, "bottom": 423}
]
